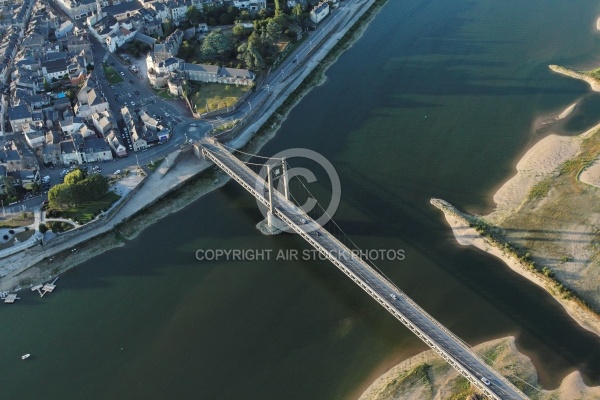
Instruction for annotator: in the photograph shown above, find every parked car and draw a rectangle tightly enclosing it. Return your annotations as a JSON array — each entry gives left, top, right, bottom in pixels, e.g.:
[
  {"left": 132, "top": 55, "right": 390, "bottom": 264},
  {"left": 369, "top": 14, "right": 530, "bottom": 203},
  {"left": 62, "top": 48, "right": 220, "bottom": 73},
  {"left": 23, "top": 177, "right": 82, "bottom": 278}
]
[{"left": 114, "top": 169, "right": 121, "bottom": 175}]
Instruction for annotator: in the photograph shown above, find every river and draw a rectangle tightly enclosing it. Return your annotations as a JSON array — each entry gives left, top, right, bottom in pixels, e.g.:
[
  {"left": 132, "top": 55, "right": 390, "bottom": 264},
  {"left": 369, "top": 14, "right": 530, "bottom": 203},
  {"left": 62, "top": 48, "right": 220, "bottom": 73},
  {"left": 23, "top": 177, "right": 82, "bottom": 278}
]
[{"left": 2, "top": 0, "right": 600, "bottom": 398}]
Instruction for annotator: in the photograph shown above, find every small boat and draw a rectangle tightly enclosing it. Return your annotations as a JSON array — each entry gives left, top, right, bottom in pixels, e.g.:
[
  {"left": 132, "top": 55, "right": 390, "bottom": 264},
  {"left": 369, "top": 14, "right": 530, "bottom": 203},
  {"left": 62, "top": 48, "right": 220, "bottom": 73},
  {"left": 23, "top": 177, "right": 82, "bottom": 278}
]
[{"left": 21, "top": 354, "right": 30, "bottom": 360}]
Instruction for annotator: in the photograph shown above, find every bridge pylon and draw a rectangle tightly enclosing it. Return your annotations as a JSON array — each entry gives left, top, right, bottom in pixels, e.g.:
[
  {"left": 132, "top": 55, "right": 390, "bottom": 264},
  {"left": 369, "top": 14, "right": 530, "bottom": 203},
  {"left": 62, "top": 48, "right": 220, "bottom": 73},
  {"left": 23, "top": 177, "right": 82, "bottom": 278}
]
[{"left": 265, "top": 164, "right": 285, "bottom": 232}]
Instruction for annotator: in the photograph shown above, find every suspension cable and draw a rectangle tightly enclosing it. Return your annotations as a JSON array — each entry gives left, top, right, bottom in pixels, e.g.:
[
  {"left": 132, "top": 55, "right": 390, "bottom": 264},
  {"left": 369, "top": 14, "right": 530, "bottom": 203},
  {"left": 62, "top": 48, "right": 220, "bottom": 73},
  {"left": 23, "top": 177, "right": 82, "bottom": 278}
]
[
  {"left": 285, "top": 161, "right": 401, "bottom": 289},
  {"left": 219, "top": 142, "right": 284, "bottom": 161}
]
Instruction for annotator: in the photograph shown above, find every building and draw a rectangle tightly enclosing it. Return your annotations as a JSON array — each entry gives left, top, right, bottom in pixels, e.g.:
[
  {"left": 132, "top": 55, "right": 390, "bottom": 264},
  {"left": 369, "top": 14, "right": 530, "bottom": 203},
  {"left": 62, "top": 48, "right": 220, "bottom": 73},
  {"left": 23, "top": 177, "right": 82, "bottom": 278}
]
[
  {"left": 232, "top": 0, "right": 266, "bottom": 12},
  {"left": 55, "top": 20, "right": 74, "bottom": 39},
  {"left": 106, "top": 130, "right": 127, "bottom": 157},
  {"left": 7, "top": 104, "right": 32, "bottom": 132},
  {"left": 60, "top": 134, "right": 113, "bottom": 165},
  {"left": 310, "top": 1, "right": 329, "bottom": 24},
  {"left": 181, "top": 62, "right": 219, "bottom": 83}
]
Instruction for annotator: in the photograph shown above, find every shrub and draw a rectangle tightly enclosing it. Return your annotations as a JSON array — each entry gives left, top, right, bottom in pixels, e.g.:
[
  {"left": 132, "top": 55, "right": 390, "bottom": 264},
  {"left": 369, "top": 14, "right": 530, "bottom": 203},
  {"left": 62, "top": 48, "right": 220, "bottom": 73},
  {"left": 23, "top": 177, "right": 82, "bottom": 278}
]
[{"left": 542, "top": 267, "right": 554, "bottom": 278}]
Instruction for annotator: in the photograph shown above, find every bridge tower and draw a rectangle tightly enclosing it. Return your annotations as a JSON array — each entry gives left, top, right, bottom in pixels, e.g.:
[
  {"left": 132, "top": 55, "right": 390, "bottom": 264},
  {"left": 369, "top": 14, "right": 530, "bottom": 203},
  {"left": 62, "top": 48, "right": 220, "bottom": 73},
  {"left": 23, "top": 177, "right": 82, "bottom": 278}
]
[{"left": 266, "top": 160, "right": 288, "bottom": 231}]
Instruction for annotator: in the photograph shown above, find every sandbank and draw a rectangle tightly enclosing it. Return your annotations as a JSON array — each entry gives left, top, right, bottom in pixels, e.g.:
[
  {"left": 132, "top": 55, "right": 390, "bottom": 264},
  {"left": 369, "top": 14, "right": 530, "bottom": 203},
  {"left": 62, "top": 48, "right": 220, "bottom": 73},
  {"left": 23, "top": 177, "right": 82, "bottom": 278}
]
[
  {"left": 549, "top": 65, "right": 600, "bottom": 92},
  {"left": 487, "top": 120, "right": 600, "bottom": 224},
  {"left": 557, "top": 102, "right": 576, "bottom": 119},
  {"left": 358, "top": 336, "right": 600, "bottom": 400},
  {"left": 432, "top": 199, "right": 600, "bottom": 338}
]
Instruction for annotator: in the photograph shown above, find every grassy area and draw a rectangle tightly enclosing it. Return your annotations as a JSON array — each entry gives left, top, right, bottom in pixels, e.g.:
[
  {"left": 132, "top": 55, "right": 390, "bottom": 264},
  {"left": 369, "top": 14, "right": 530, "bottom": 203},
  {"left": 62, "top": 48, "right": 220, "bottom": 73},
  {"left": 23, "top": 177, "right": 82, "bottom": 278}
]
[
  {"left": 190, "top": 83, "right": 250, "bottom": 113},
  {"left": 527, "top": 177, "right": 553, "bottom": 199},
  {"left": 0, "top": 213, "right": 34, "bottom": 228},
  {"left": 58, "top": 191, "right": 121, "bottom": 224},
  {"left": 153, "top": 88, "right": 177, "bottom": 99},
  {"left": 214, "top": 120, "right": 239, "bottom": 132},
  {"left": 492, "top": 126, "right": 600, "bottom": 312},
  {"left": 586, "top": 67, "right": 600, "bottom": 81},
  {"left": 103, "top": 64, "right": 124, "bottom": 84},
  {"left": 0, "top": 229, "right": 35, "bottom": 250},
  {"left": 147, "top": 158, "right": 164, "bottom": 172}
]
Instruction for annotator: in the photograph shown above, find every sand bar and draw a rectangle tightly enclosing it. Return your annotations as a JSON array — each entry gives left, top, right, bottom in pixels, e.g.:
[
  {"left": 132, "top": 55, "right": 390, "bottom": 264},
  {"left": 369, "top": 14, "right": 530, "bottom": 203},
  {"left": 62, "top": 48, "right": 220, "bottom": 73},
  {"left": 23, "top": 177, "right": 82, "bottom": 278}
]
[{"left": 432, "top": 199, "right": 600, "bottom": 338}]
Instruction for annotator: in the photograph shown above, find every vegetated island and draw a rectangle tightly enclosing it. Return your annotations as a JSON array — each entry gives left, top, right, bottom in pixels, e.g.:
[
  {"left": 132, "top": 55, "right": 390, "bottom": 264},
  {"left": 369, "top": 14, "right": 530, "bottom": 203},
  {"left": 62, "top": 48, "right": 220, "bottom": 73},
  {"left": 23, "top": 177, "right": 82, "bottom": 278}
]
[{"left": 359, "top": 336, "right": 600, "bottom": 400}]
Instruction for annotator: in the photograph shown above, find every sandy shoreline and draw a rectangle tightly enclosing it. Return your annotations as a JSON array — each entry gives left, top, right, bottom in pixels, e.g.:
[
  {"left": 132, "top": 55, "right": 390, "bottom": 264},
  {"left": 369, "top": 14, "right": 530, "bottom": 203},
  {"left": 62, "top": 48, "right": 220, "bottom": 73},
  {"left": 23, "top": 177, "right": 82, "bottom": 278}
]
[
  {"left": 558, "top": 102, "right": 576, "bottom": 119},
  {"left": 549, "top": 64, "right": 600, "bottom": 92},
  {"left": 358, "top": 335, "right": 600, "bottom": 400},
  {"left": 432, "top": 199, "right": 600, "bottom": 338}
]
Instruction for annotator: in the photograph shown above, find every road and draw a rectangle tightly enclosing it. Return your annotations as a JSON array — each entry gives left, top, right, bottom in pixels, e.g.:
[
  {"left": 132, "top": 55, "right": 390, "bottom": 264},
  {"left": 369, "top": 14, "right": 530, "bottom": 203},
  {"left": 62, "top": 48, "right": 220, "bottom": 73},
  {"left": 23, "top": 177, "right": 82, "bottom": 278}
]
[
  {"left": 14, "top": 0, "right": 369, "bottom": 210},
  {"left": 200, "top": 139, "right": 528, "bottom": 400}
]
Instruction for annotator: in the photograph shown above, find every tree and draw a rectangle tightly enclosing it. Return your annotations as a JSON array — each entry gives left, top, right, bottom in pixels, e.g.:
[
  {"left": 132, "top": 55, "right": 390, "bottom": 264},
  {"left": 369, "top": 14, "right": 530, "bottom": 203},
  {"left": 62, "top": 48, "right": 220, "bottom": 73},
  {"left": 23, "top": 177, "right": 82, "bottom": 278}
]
[
  {"left": 233, "top": 25, "right": 252, "bottom": 38},
  {"left": 64, "top": 169, "right": 85, "bottom": 185},
  {"left": 0, "top": 176, "right": 16, "bottom": 199},
  {"left": 239, "top": 11, "right": 251, "bottom": 21},
  {"left": 274, "top": 0, "right": 283, "bottom": 17},
  {"left": 291, "top": 4, "right": 303, "bottom": 20},
  {"left": 49, "top": 172, "right": 108, "bottom": 208},
  {"left": 186, "top": 6, "right": 204, "bottom": 24},
  {"left": 257, "top": 8, "right": 270, "bottom": 20},
  {"left": 266, "top": 19, "right": 283, "bottom": 42},
  {"left": 237, "top": 41, "right": 266, "bottom": 70},
  {"left": 163, "top": 19, "right": 176, "bottom": 36},
  {"left": 177, "top": 40, "right": 194, "bottom": 60},
  {"left": 38, "top": 223, "right": 48, "bottom": 234},
  {"left": 66, "top": 89, "right": 76, "bottom": 101},
  {"left": 201, "top": 29, "right": 233, "bottom": 61}
]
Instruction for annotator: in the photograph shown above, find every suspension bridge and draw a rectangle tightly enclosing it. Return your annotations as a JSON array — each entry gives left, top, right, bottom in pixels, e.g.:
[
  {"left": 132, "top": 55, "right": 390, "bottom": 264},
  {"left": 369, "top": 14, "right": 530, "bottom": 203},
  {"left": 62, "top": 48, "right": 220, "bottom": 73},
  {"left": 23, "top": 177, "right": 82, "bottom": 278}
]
[{"left": 199, "top": 137, "right": 528, "bottom": 400}]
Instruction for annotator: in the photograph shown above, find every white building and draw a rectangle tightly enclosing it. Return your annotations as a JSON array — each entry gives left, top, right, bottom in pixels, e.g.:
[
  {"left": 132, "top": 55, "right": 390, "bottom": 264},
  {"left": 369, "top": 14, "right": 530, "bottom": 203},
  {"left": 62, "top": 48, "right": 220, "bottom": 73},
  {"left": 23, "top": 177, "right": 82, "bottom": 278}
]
[
  {"left": 310, "top": 1, "right": 329, "bottom": 24},
  {"left": 233, "top": 0, "right": 266, "bottom": 12}
]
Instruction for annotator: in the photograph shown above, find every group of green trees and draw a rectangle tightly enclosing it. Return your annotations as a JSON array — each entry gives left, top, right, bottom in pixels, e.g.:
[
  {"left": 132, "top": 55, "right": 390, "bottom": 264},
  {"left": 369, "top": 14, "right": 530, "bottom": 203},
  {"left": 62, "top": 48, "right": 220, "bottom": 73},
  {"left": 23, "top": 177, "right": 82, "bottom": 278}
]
[
  {"left": 173, "top": 1, "right": 314, "bottom": 70},
  {"left": 48, "top": 169, "right": 109, "bottom": 208},
  {"left": 128, "top": 40, "right": 152, "bottom": 58},
  {"left": 186, "top": 4, "right": 242, "bottom": 26},
  {"left": 0, "top": 176, "right": 17, "bottom": 204}
]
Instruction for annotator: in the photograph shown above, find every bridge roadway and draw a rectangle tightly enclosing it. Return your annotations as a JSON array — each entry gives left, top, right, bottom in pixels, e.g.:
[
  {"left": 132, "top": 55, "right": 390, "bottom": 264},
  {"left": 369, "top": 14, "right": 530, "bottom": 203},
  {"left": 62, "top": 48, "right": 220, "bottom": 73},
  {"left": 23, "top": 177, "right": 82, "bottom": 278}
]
[{"left": 200, "top": 139, "right": 528, "bottom": 400}]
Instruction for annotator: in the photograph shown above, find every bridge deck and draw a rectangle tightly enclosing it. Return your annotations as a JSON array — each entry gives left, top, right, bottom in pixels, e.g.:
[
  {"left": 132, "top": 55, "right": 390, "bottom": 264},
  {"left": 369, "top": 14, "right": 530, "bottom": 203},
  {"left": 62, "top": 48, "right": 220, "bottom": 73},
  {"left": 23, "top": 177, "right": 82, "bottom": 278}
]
[{"left": 200, "top": 139, "right": 527, "bottom": 400}]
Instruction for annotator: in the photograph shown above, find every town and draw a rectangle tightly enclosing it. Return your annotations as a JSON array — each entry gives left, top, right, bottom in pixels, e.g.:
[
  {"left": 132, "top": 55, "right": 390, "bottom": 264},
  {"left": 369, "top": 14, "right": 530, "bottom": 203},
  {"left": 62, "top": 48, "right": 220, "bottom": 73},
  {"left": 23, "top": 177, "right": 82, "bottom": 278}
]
[{"left": 0, "top": 0, "right": 338, "bottom": 232}]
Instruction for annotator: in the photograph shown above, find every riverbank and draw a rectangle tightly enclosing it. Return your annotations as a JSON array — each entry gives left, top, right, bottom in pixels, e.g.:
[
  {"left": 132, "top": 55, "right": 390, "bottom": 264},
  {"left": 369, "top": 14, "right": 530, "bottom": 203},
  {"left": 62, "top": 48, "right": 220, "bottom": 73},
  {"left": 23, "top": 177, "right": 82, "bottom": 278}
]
[
  {"left": 431, "top": 198, "right": 600, "bottom": 337},
  {"left": 0, "top": 0, "right": 386, "bottom": 291},
  {"left": 425, "top": 58, "right": 600, "bottom": 335},
  {"left": 550, "top": 64, "right": 600, "bottom": 92},
  {"left": 358, "top": 336, "right": 600, "bottom": 400}
]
